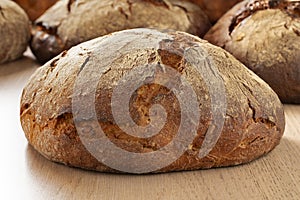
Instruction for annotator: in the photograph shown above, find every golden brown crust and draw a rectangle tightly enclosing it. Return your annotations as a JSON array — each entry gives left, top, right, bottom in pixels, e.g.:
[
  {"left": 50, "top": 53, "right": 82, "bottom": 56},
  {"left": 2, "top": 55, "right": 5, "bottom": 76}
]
[
  {"left": 30, "top": 0, "right": 211, "bottom": 63},
  {"left": 12, "top": 0, "right": 57, "bottom": 21},
  {"left": 186, "top": 0, "right": 242, "bottom": 23},
  {"left": 0, "top": 0, "right": 30, "bottom": 64},
  {"left": 205, "top": 1, "right": 300, "bottom": 103},
  {"left": 21, "top": 29, "right": 285, "bottom": 174}
]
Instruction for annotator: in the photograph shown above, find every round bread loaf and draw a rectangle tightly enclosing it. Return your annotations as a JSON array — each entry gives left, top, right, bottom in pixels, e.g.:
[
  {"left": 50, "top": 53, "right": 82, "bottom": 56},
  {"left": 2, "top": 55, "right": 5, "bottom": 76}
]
[
  {"left": 0, "top": 0, "right": 30, "bottom": 64},
  {"left": 13, "top": 0, "right": 57, "bottom": 21},
  {"left": 186, "top": 0, "right": 242, "bottom": 23},
  {"left": 21, "top": 29, "right": 285, "bottom": 174},
  {"left": 30, "top": 0, "right": 211, "bottom": 64},
  {"left": 204, "top": 0, "right": 300, "bottom": 103}
]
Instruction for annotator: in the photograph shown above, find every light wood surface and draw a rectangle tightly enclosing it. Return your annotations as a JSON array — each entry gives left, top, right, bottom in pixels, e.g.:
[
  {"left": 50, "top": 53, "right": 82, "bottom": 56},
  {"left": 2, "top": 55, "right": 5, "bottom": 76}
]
[{"left": 0, "top": 55, "right": 299, "bottom": 200}]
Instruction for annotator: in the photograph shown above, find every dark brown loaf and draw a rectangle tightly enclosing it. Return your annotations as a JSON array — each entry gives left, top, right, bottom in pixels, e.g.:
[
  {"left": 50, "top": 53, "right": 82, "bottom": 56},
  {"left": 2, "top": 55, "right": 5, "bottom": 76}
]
[
  {"left": 0, "top": 0, "right": 30, "bottom": 64},
  {"left": 30, "top": 0, "right": 211, "bottom": 64},
  {"left": 21, "top": 29, "right": 285, "bottom": 174},
  {"left": 13, "top": 0, "right": 58, "bottom": 21},
  {"left": 204, "top": 0, "right": 300, "bottom": 103}
]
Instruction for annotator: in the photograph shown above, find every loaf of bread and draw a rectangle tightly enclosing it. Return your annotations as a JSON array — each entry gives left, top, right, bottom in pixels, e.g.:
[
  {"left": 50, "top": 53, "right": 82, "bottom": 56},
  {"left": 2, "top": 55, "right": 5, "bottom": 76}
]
[
  {"left": 205, "top": 0, "right": 300, "bottom": 103},
  {"left": 30, "top": 0, "right": 211, "bottom": 64},
  {"left": 13, "top": 0, "right": 57, "bottom": 21},
  {"left": 0, "top": 0, "right": 30, "bottom": 64},
  {"left": 186, "top": 0, "right": 242, "bottom": 23},
  {"left": 20, "top": 28, "right": 285, "bottom": 174}
]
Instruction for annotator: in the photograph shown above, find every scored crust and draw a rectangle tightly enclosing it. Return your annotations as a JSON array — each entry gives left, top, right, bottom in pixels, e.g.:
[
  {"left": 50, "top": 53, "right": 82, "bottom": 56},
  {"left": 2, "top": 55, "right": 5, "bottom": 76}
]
[{"left": 21, "top": 29, "right": 285, "bottom": 173}]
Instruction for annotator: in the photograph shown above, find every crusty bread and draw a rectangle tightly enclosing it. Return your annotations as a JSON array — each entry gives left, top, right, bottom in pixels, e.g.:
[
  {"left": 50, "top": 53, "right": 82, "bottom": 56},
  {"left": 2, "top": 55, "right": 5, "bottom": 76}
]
[
  {"left": 204, "top": 0, "right": 300, "bottom": 103},
  {"left": 21, "top": 29, "right": 285, "bottom": 174},
  {"left": 30, "top": 0, "right": 211, "bottom": 64},
  {"left": 0, "top": 0, "right": 30, "bottom": 64},
  {"left": 13, "top": 0, "right": 57, "bottom": 21}
]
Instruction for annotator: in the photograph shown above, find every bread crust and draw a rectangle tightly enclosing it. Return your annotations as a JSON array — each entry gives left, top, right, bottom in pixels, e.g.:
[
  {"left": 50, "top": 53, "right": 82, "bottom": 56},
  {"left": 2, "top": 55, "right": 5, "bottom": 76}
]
[
  {"left": 0, "top": 0, "right": 30, "bottom": 64},
  {"left": 30, "top": 0, "right": 211, "bottom": 63},
  {"left": 21, "top": 29, "right": 285, "bottom": 174},
  {"left": 186, "top": 0, "right": 242, "bottom": 23},
  {"left": 12, "top": 0, "right": 57, "bottom": 21}
]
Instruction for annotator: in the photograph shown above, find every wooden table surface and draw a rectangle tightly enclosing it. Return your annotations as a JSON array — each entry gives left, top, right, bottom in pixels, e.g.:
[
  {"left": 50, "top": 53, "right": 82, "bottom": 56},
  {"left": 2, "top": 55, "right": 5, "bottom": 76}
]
[{"left": 0, "top": 54, "right": 299, "bottom": 200}]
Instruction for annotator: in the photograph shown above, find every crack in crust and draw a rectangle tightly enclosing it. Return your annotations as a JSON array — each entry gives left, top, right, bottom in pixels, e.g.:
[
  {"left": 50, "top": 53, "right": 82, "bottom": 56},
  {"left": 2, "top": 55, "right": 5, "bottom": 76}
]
[
  {"left": 229, "top": 0, "right": 300, "bottom": 34},
  {"left": 67, "top": 0, "right": 76, "bottom": 12},
  {"left": 0, "top": 6, "right": 5, "bottom": 19}
]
